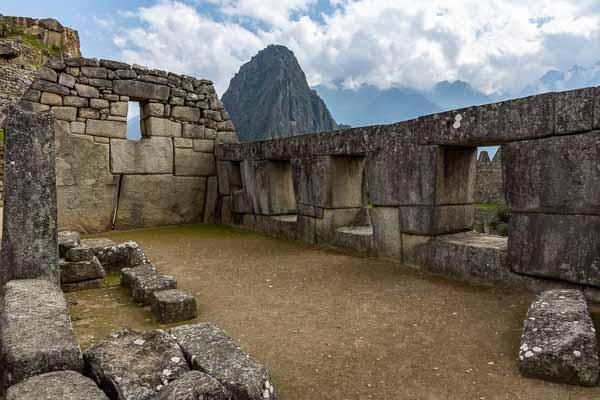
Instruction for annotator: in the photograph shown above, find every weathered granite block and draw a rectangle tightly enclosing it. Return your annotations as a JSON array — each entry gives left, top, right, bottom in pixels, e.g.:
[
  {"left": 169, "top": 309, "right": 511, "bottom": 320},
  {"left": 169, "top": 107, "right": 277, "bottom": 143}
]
[
  {"left": 59, "top": 231, "right": 81, "bottom": 258},
  {"left": 0, "top": 280, "right": 83, "bottom": 393},
  {"left": 65, "top": 244, "right": 95, "bottom": 262},
  {"left": 153, "top": 371, "right": 231, "bottom": 400},
  {"left": 217, "top": 161, "right": 242, "bottom": 196},
  {"left": 509, "top": 213, "right": 600, "bottom": 287},
  {"left": 60, "top": 257, "right": 105, "bottom": 283},
  {"left": 554, "top": 88, "right": 595, "bottom": 135},
  {"left": 435, "top": 146, "right": 476, "bottom": 205},
  {"left": 242, "top": 159, "right": 297, "bottom": 215},
  {"left": 399, "top": 205, "right": 474, "bottom": 235},
  {"left": 6, "top": 371, "right": 109, "bottom": 400},
  {"left": 182, "top": 124, "right": 205, "bottom": 139},
  {"left": 172, "top": 106, "right": 201, "bottom": 122},
  {"left": 1, "top": 107, "right": 58, "bottom": 285},
  {"left": 170, "top": 323, "right": 277, "bottom": 400},
  {"left": 204, "top": 176, "right": 220, "bottom": 223},
  {"left": 145, "top": 117, "right": 182, "bottom": 137},
  {"left": 519, "top": 290, "right": 599, "bottom": 386},
  {"left": 503, "top": 132, "right": 600, "bottom": 214},
  {"left": 371, "top": 207, "right": 401, "bottom": 259},
  {"left": 84, "top": 329, "right": 189, "bottom": 400},
  {"left": 110, "top": 137, "right": 174, "bottom": 174},
  {"left": 86, "top": 119, "right": 127, "bottom": 139},
  {"left": 113, "top": 80, "right": 170, "bottom": 101},
  {"left": 150, "top": 289, "right": 197, "bottom": 324},
  {"left": 82, "top": 240, "right": 150, "bottom": 272},
  {"left": 175, "top": 148, "right": 216, "bottom": 176},
  {"left": 121, "top": 264, "right": 158, "bottom": 290},
  {"left": 131, "top": 274, "right": 178, "bottom": 305}
]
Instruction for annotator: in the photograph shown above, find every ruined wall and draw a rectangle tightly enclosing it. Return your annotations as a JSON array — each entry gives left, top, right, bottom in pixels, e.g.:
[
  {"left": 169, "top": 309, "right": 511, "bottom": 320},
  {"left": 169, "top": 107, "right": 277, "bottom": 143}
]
[
  {"left": 475, "top": 149, "right": 504, "bottom": 204},
  {"left": 21, "top": 57, "right": 237, "bottom": 233},
  {"left": 216, "top": 87, "right": 600, "bottom": 292}
]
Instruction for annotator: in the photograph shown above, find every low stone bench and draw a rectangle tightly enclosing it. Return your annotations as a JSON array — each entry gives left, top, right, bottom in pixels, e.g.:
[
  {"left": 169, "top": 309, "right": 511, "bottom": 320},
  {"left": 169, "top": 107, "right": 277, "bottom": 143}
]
[
  {"left": 151, "top": 289, "right": 197, "bottom": 324},
  {"left": 84, "top": 328, "right": 189, "bottom": 400},
  {"left": 170, "top": 323, "right": 277, "bottom": 400},
  {"left": 60, "top": 257, "right": 106, "bottom": 292},
  {"left": 153, "top": 371, "right": 231, "bottom": 400},
  {"left": 0, "top": 280, "right": 83, "bottom": 394},
  {"left": 121, "top": 264, "right": 157, "bottom": 290},
  {"left": 132, "top": 274, "right": 177, "bottom": 305},
  {"left": 519, "top": 289, "right": 599, "bottom": 386},
  {"left": 82, "top": 239, "right": 150, "bottom": 272},
  {"left": 6, "top": 371, "right": 109, "bottom": 400}
]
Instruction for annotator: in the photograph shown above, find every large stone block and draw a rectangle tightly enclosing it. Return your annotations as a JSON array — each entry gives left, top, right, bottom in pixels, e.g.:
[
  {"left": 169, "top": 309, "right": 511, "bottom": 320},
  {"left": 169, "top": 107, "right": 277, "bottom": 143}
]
[
  {"left": 401, "top": 233, "right": 434, "bottom": 267},
  {"left": 110, "top": 137, "right": 174, "bottom": 174},
  {"left": 82, "top": 240, "right": 150, "bottom": 272},
  {"left": 150, "top": 289, "right": 197, "bottom": 324},
  {"left": 145, "top": 117, "right": 182, "bottom": 137},
  {"left": 503, "top": 132, "right": 600, "bottom": 214},
  {"left": 170, "top": 323, "right": 277, "bottom": 400},
  {"left": 6, "top": 371, "right": 109, "bottom": 400},
  {"left": 86, "top": 119, "right": 127, "bottom": 139},
  {"left": 418, "top": 93, "right": 554, "bottom": 146},
  {"left": 1, "top": 107, "right": 58, "bottom": 285},
  {"left": 153, "top": 371, "right": 231, "bottom": 400},
  {"left": 242, "top": 159, "right": 297, "bottom": 215},
  {"left": 0, "top": 280, "right": 83, "bottom": 393},
  {"left": 116, "top": 175, "right": 207, "bottom": 229},
  {"left": 60, "top": 257, "right": 105, "bottom": 283},
  {"left": 554, "top": 88, "right": 595, "bottom": 135},
  {"left": 435, "top": 146, "right": 476, "bottom": 205},
  {"left": 371, "top": 207, "right": 401, "bottom": 259},
  {"left": 509, "top": 213, "right": 600, "bottom": 287},
  {"left": 315, "top": 208, "right": 361, "bottom": 241},
  {"left": 204, "top": 176, "right": 219, "bottom": 223},
  {"left": 519, "top": 290, "right": 599, "bottom": 386},
  {"left": 399, "top": 205, "right": 474, "bottom": 235},
  {"left": 175, "top": 148, "right": 216, "bottom": 176},
  {"left": 113, "top": 80, "right": 170, "bottom": 101},
  {"left": 217, "top": 161, "right": 242, "bottom": 196},
  {"left": 58, "top": 231, "right": 81, "bottom": 258},
  {"left": 84, "top": 329, "right": 189, "bottom": 400},
  {"left": 171, "top": 106, "right": 201, "bottom": 122}
]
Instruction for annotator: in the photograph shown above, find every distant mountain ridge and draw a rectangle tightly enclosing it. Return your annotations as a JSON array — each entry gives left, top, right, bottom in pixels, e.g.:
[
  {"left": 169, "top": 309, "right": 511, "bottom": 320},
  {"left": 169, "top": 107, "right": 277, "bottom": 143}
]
[
  {"left": 521, "top": 62, "right": 600, "bottom": 97},
  {"left": 222, "top": 45, "right": 337, "bottom": 142}
]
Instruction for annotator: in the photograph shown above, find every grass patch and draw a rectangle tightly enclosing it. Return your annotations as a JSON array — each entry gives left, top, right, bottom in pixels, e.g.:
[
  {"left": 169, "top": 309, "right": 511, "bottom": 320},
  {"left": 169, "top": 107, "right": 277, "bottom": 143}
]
[
  {"left": 474, "top": 203, "right": 500, "bottom": 211},
  {"left": 0, "top": 128, "right": 4, "bottom": 143},
  {"left": 3, "top": 28, "right": 63, "bottom": 58},
  {"left": 102, "top": 273, "right": 122, "bottom": 288}
]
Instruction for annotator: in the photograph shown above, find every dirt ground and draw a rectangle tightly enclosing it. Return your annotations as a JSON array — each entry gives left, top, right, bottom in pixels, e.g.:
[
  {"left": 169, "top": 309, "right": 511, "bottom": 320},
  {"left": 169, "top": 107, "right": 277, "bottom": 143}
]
[{"left": 67, "top": 224, "right": 600, "bottom": 400}]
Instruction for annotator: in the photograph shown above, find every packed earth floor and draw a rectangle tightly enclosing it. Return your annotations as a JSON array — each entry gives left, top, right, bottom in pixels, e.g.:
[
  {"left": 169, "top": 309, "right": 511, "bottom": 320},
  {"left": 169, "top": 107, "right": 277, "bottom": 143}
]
[{"left": 66, "top": 224, "right": 600, "bottom": 400}]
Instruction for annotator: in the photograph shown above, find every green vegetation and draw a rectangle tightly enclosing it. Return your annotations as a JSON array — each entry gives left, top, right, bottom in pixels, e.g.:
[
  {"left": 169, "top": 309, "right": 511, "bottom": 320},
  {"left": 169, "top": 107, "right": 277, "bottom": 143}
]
[
  {"left": 0, "top": 128, "right": 4, "bottom": 143},
  {"left": 102, "top": 273, "right": 122, "bottom": 288},
  {"left": 1, "top": 21, "right": 63, "bottom": 58},
  {"left": 474, "top": 203, "right": 500, "bottom": 211}
]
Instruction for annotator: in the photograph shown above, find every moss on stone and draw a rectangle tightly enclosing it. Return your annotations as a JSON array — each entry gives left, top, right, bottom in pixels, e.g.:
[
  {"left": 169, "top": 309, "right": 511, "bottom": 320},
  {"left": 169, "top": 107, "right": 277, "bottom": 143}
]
[
  {"left": 0, "top": 128, "right": 4, "bottom": 143},
  {"left": 474, "top": 203, "right": 500, "bottom": 211}
]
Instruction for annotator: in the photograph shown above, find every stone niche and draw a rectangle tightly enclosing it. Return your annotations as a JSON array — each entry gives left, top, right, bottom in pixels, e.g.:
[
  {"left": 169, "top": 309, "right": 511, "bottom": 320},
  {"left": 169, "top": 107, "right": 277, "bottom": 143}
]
[{"left": 20, "top": 57, "right": 239, "bottom": 233}]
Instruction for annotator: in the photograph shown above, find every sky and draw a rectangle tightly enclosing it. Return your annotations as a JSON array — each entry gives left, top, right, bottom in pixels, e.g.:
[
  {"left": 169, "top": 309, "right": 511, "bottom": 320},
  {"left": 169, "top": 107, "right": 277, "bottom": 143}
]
[{"left": 2, "top": 0, "right": 600, "bottom": 97}]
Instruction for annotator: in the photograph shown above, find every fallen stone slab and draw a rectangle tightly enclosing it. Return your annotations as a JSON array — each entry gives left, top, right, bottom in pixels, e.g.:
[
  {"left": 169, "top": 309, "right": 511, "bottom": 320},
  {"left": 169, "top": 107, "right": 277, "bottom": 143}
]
[
  {"left": 519, "top": 289, "right": 599, "bottom": 386},
  {"left": 58, "top": 231, "right": 81, "bottom": 258},
  {"left": 170, "top": 323, "right": 277, "bottom": 400},
  {"left": 65, "top": 244, "right": 95, "bottom": 262},
  {"left": 6, "top": 371, "right": 109, "bottom": 400},
  {"left": 82, "top": 239, "right": 150, "bottom": 272},
  {"left": 131, "top": 274, "right": 177, "bottom": 306},
  {"left": 62, "top": 279, "right": 103, "bottom": 293},
  {"left": 0, "top": 280, "right": 83, "bottom": 394},
  {"left": 84, "top": 329, "right": 189, "bottom": 400},
  {"left": 153, "top": 371, "right": 231, "bottom": 400},
  {"left": 151, "top": 289, "right": 197, "bottom": 324},
  {"left": 121, "top": 264, "right": 158, "bottom": 290},
  {"left": 60, "top": 257, "right": 105, "bottom": 283}
]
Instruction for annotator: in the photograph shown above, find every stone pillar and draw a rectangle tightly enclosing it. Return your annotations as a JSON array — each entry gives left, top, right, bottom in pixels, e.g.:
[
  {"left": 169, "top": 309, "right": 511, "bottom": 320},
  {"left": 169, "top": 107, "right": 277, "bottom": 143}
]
[{"left": 0, "top": 106, "right": 58, "bottom": 285}]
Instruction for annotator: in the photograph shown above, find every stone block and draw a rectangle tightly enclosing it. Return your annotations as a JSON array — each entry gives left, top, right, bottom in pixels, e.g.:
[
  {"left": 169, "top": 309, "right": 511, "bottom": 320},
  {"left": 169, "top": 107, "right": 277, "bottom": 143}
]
[
  {"left": 182, "top": 124, "right": 205, "bottom": 139},
  {"left": 71, "top": 121, "right": 86, "bottom": 134},
  {"left": 79, "top": 108, "right": 100, "bottom": 119},
  {"left": 594, "top": 87, "right": 600, "bottom": 130},
  {"left": 62, "top": 279, "right": 103, "bottom": 293},
  {"left": 110, "top": 101, "right": 128, "bottom": 117},
  {"left": 174, "top": 137, "right": 193, "bottom": 148},
  {"left": 509, "top": 213, "right": 600, "bottom": 287},
  {"left": 554, "top": 88, "right": 594, "bottom": 135},
  {"left": 86, "top": 119, "right": 127, "bottom": 138},
  {"left": 215, "top": 132, "right": 238, "bottom": 144},
  {"left": 401, "top": 233, "right": 434, "bottom": 267},
  {"left": 371, "top": 207, "right": 401, "bottom": 259},
  {"left": 193, "top": 139, "right": 214, "bottom": 153},
  {"left": 19, "top": 101, "right": 50, "bottom": 113},
  {"left": 152, "top": 371, "right": 231, "bottom": 400},
  {"left": 110, "top": 137, "right": 173, "bottom": 174},
  {"left": 204, "top": 176, "right": 219, "bottom": 223},
  {"left": 38, "top": 67, "right": 58, "bottom": 82},
  {"left": 52, "top": 106, "right": 78, "bottom": 121},
  {"left": 113, "top": 80, "right": 170, "bottom": 101},
  {"left": 81, "top": 66, "right": 107, "bottom": 79},
  {"left": 400, "top": 205, "right": 474, "bottom": 235},
  {"left": 65, "top": 244, "right": 95, "bottom": 262},
  {"left": 170, "top": 323, "right": 277, "bottom": 400},
  {"left": 116, "top": 175, "right": 207, "bottom": 228},
  {"left": 121, "top": 264, "right": 157, "bottom": 289},
  {"left": 5, "top": 371, "right": 109, "bottom": 400},
  {"left": 1, "top": 107, "right": 58, "bottom": 285},
  {"left": 58, "top": 231, "right": 81, "bottom": 258},
  {"left": 435, "top": 146, "right": 476, "bottom": 205},
  {"left": 0, "top": 280, "right": 83, "bottom": 393},
  {"left": 21, "top": 90, "right": 41, "bottom": 102},
  {"left": 90, "top": 98, "right": 109, "bottom": 109},
  {"left": 243, "top": 159, "right": 297, "bottom": 215},
  {"left": 75, "top": 84, "right": 99, "bottom": 98},
  {"left": 330, "top": 226, "right": 374, "bottom": 254},
  {"left": 519, "top": 290, "right": 599, "bottom": 386},
  {"left": 145, "top": 117, "right": 182, "bottom": 137},
  {"left": 175, "top": 148, "right": 216, "bottom": 176},
  {"left": 231, "top": 189, "right": 252, "bottom": 214},
  {"left": 82, "top": 240, "right": 150, "bottom": 272},
  {"left": 205, "top": 128, "right": 217, "bottom": 139},
  {"left": 31, "top": 80, "right": 70, "bottom": 96},
  {"left": 58, "top": 73, "right": 77, "bottom": 88},
  {"left": 503, "top": 132, "right": 600, "bottom": 214},
  {"left": 60, "top": 257, "right": 105, "bottom": 283},
  {"left": 217, "top": 161, "right": 242, "bottom": 196},
  {"left": 171, "top": 106, "right": 201, "bottom": 122},
  {"left": 315, "top": 208, "right": 361, "bottom": 241},
  {"left": 131, "top": 273, "right": 177, "bottom": 306},
  {"left": 40, "top": 92, "right": 63, "bottom": 106},
  {"left": 84, "top": 329, "right": 189, "bottom": 400},
  {"left": 150, "top": 289, "right": 198, "bottom": 324},
  {"left": 63, "top": 96, "right": 88, "bottom": 108}
]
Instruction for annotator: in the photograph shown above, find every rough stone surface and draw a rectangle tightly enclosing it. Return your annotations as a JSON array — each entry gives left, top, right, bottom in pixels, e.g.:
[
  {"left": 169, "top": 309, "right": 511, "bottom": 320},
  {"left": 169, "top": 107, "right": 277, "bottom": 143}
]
[
  {"left": 82, "top": 239, "right": 150, "bottom": 272},
  {"left": 65, "top": 244, "right": 95, "bottom": 262},
  {"left": 150, "top": 289, "right": 198, "bottom": 324},
  {"left": 121, "top": 264, "right": 158, "bottom": 291},
  {"left": 84, "top": 329, "right": 189, "bottom": 400},
  {"left": 6, "top": 371, "right": 109, "bottom": 400},
  {"left": 131, "top": 273, "right": 178, "bottom": 306},
  {"left": 61, "top": 279, "right": 103, "bottom": 293},
  {"left": 152, "top": 371, "right": 231, "bottom": 400},
  {"left": 86, "top": 119, "right": 127, "bottom": 138},
  {"left": 60, "top": 257, "right": 105, "bottom": 283},
  {"left": 518, "top": 290, "right": 599, "bottom": 386},
  {"left": 110, "top": 137, "right": 174, "bottom": 174},
  {"left": 554, "top": 88, "right": 595, "bottom": 135},
  {"left": 1, "top": 107, "right": 58, "bottom": 285},
  {"left": 113, "top": 80, "right": 170, "bottom": 101},
  {"left": 509, "top": 213, "right": 600, "bottom": 287},
  {"left": 175, "top": 149, "right": 216, "bottom": 176},
  {"left": 144, "top": 117, "right": 182, "bottom": 137},
  {"left": 0, "top": 280, "right": 83, "bottom": 393},
  {"left": 170, "top": 323, "right": 277, "bottom": 400},
  {"left": 58, "top": 231, "right": 81, "bottom": 258},
  {"left": 399, "top": 205, "right": 474, "bottom": 235}
]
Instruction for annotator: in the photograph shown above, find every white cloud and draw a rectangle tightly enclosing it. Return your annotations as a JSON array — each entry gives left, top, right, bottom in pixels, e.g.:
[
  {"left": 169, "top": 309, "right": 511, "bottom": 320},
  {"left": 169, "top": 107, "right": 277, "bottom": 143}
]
[{"left": 113, "top": 0, "right": 600, "bottom": 96}]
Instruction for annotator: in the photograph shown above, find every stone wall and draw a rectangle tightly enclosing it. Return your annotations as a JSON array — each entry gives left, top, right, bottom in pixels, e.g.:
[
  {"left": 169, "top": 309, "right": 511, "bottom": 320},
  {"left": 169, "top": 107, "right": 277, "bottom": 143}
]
[
  {"left": 475, "top": 149, "right": 504, "bottom": 204},
  {"left": 216, "top": 87, "right": 600, "bottom": 292},
  {"left": 21, "top": 57, "right": 238, "bottom": 233}
]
